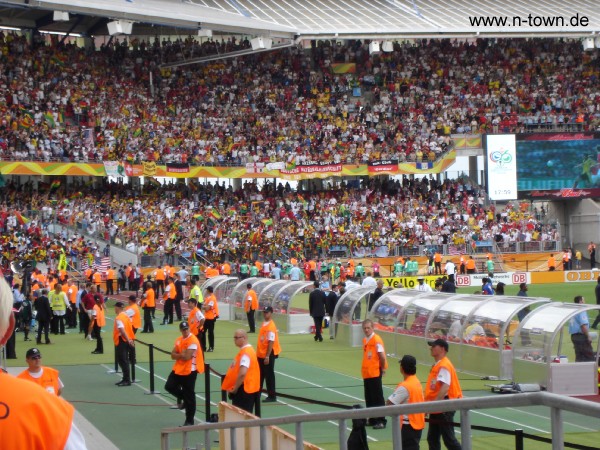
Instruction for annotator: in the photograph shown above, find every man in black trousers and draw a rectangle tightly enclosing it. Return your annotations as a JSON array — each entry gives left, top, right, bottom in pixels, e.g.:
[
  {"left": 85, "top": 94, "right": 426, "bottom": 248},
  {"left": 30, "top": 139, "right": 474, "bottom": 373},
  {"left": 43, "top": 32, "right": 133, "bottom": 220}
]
[{"left": 309, "top": 281, "right": 326, "bottom": 342}]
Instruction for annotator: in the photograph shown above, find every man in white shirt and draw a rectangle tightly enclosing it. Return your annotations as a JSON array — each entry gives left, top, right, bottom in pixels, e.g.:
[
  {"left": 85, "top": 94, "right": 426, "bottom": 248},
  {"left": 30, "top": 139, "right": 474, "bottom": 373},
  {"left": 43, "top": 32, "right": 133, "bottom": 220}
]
[
  {"left": 444, "top": 260, "right": 456, "bottom": 277},
  {"left": 362, "top": 272, "right": 377, "bottom": 288},
  {"left": 416, "top": 278, "right": 433, "bottom": 292}
]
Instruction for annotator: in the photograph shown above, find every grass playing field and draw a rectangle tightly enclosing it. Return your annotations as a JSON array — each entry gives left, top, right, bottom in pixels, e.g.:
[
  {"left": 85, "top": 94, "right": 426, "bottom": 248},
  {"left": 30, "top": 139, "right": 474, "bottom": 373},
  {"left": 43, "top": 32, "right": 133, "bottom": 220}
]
[{"left": 5, "top": 281, "right": 600, "bottom": 449}]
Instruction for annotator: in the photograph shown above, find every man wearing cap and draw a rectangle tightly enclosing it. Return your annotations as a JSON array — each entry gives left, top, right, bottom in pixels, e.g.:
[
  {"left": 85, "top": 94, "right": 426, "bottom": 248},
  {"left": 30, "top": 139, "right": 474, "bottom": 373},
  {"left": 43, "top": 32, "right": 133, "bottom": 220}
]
[
  {"left": 387, "top": 355, "right": 425, "bottom": 450},
  {"left": 18, "top": 348, "right": 64, "bottom": 396},
  {"left": 113, "top": 302, "right": 135, "bottom": 386},
  {"left": 361, "top": 319, "right": 388, "bottom": 429},
  {"left": 425, "top": 339, "right": 463, "bottom": 450},
  {"left": 222, "top": 329, "right": 260, "bottom": 414},
  {"left": 257, "top": 306, "right": 281, "bottom": 403},
  {"left": 186, "top": 297, "right": 205, "bottom": 348},
  {"left": 245, "top": 283, "right": 258, "bottom": 333},
  {"left": 417, "top": 277, "right": 433, "bottom": 292},
  {"left": 88, "top": 296, "right": 105, "bottom": 354},
  {"left": 140, "top": 281, "right": 156, "bottom": 333},
  {"left": 165, "top": 322, "right": 203, "bottom": 427},
  {"left": 202, "top": 286, "right": 219, "bottom": 352}
]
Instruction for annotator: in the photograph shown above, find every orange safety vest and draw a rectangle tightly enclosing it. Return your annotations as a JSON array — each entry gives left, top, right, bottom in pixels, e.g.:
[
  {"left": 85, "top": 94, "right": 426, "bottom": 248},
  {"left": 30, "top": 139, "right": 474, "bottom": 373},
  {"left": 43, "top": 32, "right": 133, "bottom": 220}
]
[
  {"left": 0, "top": 372, "right": 73, "bottom": 450},
  {"left": 548, "top": 257, "right": 556, "bottom": 269},
  {"left": 466, "top": 259, "right": 476, "bottom": 270},
  {"left": 173, "top": 333, "right": 204, "bottom": 375},
  {"left": 142, "top": 288, "right": 156, "bottom": 308},
  {"left": 204, "top": 293, "right": 219, "bottom": 320},
  {"left": 221, "top": 345, "right": 260, "bottom": 394},
  {"left": 425, "top": 356, "right": 463, "bottom": 408},
  {"left": 61, "top": 284, "right": 69, "bottom": 295},
  {"left": 245, "top": 289, "right": 258, "bottom": 312},
  {"left": 362, "top": 333, "right": 388, "bottom": 379},
  {"left": 84, "top": 268, "right": 92, "bottom": 279},
  {"left": 188, "top": 306, "right": 204, "bottom": 335},
  {"left": 67, "top": 285, "right": 77, "bottom": 305},
  {"left": 113, "top": 311, "right": 135, "bottom": 345},
  {"left": 93, "top": 304, "right": 106, "bottom": 327},
  {"left": 126, "top": 303, "right": 141, "bottom": 330},
  {"left": 154, "top": 269, "right": 165, "bottom": 281},
  {"left": 164, "top": 282, "right": 176, "bottom": 300},
  {"left": 93, "top": 272, "right": 101, "bottom": 284},
  {"left": 17, "top": 367, "right": 61, "bottom": 396},
  {"left": 395, "top": 375, "right": 425, "bottom": 430},
  {"left": 257, "top": 319, "right": 281, "bottom": 358},
  {"left": 107, "top": 268, "right": 116, "bottom": 280}
]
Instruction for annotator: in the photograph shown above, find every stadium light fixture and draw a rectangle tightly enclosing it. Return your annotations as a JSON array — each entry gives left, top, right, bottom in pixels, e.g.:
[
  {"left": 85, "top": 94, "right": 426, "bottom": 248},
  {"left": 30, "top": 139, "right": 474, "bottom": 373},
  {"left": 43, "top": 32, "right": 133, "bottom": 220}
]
[
  {"left": 107, "top": 20, "right": 133, "bottom": 36},
  {"left": 381, "top": 41, "right": 394, "bottom": 52},
  {"left": 53, "top": 11, "right": 69, "bottom": 22},
  {"left": 582, "top": 37, "right": 595, "bottom": 51},
  {"left": 369, "top": 41, "right": 380, "bottom": 55}
]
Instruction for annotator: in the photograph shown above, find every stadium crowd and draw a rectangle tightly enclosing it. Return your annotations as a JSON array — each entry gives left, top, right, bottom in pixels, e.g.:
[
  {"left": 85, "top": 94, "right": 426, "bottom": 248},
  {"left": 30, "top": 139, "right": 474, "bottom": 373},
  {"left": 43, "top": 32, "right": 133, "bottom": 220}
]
[
  {"left": 0, "top": 35, "right": 599, "bottom": 166},
  {"left": 0, "top": 175, "right": 555, "bottom": 269}
]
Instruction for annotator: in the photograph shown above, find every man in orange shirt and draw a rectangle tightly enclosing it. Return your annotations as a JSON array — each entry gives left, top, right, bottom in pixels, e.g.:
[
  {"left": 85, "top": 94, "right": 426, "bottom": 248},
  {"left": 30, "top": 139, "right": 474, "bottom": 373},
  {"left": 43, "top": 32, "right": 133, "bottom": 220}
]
[
  {"left": 88, "top": 297, "right": 105, "bottom": 354},
  {"left": 548, "top": 254, "right": 556, "bottom": 271},
  {"left": 105, "top": 266, "right": 116, "bottom": 295},
  {"left": 165, "top": 321, "right": 203, "bottom": 427},
  {"left": 113, "top": 301, "right": 135, "bottom": 386},
  {"left": 161, "top": 276, "right": 176, "bottom": 325},
  {"left": 257, "top": 306, "right": 281, "bottom": 403},
  {"left": 362, "top": 319, "right": 388, "bottom": 429},
  {"left": 245, "top": 283, "right": 258, "bottom": 333},
  {"left": 140, "top": 281, "right": 155, "bottom": 333},
  {"left": 18, "top": 347, "right": 64, "bottom": 396},
  {"left": 202, "top": 286, "right": 219, "bottom": 352},
  {"left": 221, "top": 329, "right": 260, "bottom": 415},
  {"left": 92, "top": 269, "right": 102, "bottom": 293}
]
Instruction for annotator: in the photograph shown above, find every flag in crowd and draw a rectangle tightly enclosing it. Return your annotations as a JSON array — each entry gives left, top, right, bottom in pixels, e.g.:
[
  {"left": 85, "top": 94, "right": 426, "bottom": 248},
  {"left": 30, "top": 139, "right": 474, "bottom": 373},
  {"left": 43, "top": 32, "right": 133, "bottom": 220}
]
[{"left": 80, "top": 257, "right": 111, "bottom": 272}]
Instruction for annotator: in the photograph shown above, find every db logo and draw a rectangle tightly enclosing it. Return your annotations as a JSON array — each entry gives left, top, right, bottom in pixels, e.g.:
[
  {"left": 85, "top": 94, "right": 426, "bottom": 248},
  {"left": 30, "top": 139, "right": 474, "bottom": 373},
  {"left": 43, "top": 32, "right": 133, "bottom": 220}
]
[
  {"left": 455, "top": 275, "right": 471, "bottom": 286},
  {"left": 565, "top": 271, "right": 596, "bottom": 282},
  {"left": 512, "top": 273, "right": 527, "bottom": 284}
]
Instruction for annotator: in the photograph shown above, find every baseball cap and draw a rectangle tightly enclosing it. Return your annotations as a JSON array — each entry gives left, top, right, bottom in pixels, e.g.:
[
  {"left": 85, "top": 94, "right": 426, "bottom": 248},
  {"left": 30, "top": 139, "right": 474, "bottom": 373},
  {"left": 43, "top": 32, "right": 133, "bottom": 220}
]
[
  {"left": 26, "top": 348, "right": 41, "bottom": 359},
  {"left": 428, "top": 338, "right": 449, "bottom": 351},
  {"left": 179, "top": 322, "right": 190, "bottom": 330},
  {"left": 263, "top": 306, "right": 274, "bottom": 313}
]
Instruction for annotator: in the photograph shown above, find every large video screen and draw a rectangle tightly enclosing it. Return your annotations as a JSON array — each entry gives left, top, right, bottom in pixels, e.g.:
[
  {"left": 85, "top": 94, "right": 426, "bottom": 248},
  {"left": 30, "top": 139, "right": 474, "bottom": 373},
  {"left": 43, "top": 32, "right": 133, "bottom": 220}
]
[
  {"left": 517, "top": 133, "right": 600, "bottom": 192},
  {"left": 486, "top": 134, "right": 518, "bottom": 200}
]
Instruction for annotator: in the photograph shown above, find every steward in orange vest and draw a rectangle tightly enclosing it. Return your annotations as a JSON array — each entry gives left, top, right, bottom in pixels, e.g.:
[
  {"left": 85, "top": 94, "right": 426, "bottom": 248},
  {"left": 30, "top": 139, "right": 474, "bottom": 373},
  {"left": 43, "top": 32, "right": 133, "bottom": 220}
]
[
  {"left": 257, "top": 306, "right": 281, "bottom": 402},
  {"left": 222, "top": 329, "right": 260, "bottom": 415},
  {"left": 89, "top": 297, "right": 106, "bottom": 354},
  {"left": 165, "top": 321, "right": 203, "bottom": 427},
  {"left": 386, "top": 355, "right": 425, "bottom": 448},
  {"left": 140, "top": 281, "right": 156, "bottom": 333},
  {"left": 17, "top": 347, "right": 63, "bottom": 396},
  {"left": 201, "top": 286, "right": 219, "bottom": 352},
  {"left": 113, "top": 302, "right": 135, "bottom": 386},
  {"left": 425, "top": 339, "right": 463, "bottom": 449},
  {"left": 362, "top": 319, "right": 388, "bottom": 429}
]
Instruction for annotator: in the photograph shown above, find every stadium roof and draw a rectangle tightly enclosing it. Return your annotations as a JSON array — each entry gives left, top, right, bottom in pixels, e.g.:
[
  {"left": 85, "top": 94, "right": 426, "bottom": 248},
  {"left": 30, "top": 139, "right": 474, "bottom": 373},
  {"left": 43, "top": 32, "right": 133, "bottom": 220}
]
[{"left": 0, "top": 0, "right": 598, "bottom": 39}]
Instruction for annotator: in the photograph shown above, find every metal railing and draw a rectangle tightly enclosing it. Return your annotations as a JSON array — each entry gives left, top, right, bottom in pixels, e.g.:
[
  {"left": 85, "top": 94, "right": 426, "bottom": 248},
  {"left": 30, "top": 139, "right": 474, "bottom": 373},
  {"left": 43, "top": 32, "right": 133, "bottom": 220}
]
[{"left": 160, "top": 392, "right": 600, "bottom": 450}]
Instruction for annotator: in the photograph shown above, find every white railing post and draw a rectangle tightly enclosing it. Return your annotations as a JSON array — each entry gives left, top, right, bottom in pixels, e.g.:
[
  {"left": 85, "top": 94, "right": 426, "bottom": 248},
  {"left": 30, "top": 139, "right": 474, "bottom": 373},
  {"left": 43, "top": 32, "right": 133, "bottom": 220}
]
[
  {"left": 460, "top": 409, "right": 472, "bottom": 450},
  {"left": 550, "top": 407, "right": 563, "bottom": 450},
  {"left": 338, "top": 419, "right": 347, "bottom": 450},
  {"left": 295, "top": 422, "right": 303, "bottom": 450},
  {"left": 391, "top": 414, "right": 402, "bottom": 449}
]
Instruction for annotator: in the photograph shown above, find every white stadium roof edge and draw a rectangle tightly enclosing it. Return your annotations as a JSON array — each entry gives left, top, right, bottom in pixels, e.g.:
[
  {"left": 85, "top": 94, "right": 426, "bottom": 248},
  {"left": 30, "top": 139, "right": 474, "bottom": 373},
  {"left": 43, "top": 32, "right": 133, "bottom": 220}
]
[{"left": 0, "top": 0, "right": 599, "bottom": 40}]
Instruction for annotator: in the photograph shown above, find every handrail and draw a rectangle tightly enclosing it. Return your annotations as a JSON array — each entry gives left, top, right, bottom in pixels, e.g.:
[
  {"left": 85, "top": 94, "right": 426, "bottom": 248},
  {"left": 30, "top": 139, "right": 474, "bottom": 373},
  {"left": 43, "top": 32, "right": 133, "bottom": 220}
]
[{"left": 160, "top": 392, "right": 600, "bottom": 450}]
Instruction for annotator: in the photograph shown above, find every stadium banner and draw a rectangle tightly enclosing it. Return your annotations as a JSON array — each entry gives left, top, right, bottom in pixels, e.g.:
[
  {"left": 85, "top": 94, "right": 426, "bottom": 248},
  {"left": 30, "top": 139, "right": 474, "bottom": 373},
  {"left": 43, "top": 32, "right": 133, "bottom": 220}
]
[
  {"left": 382, "top": 276, "right": 439, "bottom": 289},
  {"left": 245, "top": 162, "right": 265, "bottom": 174},
  {"left": 368, "top": 159, "right": 399, "bottom": 175},
  {"left": 0, "top": 150, "right": 455, "bottom": 178},
  {"left": 530, "top": 271, "right": 564, "bottom": 284},
  {"left": 563, "top": 270, "right": 600, "bottom": 283},
  {"left": 452, "top": 134, "right": 482, "bottom": 150},
  {"left": 525, "top": 188, "right": 600, "bottom": 199},
  {"left": 276, "top": 162, "right": 343, "bottom": 180},
  {"left": 455, "top": 272, "right": 531, "bottom": 287},
  {"left": 166, "top": 162, "right": 190, "bottom": 173},
  {"left": 331, "top": 63, "right": 356, "bottom": 74},
  {"left": 486, "top": 134, "right": 518, "bottom": 200},
  {"left": 103, "top": 161, "right": 125, "bottom": 177},
  {"left": 142, "top": 161, "right": 157, "bottom": 176}
]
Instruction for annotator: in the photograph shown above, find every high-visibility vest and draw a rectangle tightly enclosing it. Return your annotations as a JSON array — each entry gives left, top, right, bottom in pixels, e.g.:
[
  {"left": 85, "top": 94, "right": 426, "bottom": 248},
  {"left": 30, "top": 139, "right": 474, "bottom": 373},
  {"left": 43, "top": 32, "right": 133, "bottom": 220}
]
[
  {"left": 221, "top": 345, "right": 260, "bottom": 394},
  {"left": 395, "top": 375, "right": 425, "bottom": 430},
  {"left": 49, "top": 291, "right": 66, "bottom": 311},
  {"left": 0, "top": 372, "right": 73, "bottom": 450},
  {"left": 17, "top": 367, "right": 61, "bottom": 396},
  {"left": 189, "top": 285, "right": 203, "bottom": 303},
  {"left": 113, "top": 311, "right": 135, "bottom": 345},
  {"left": 154, "top": 268, "right": 165, "bottom": 281},
  {"left": 173, "top": 333, "right": 204, "bottom": 375},
  {"left": 126, "top": 303, "right": 141, "bottom": 330},
  {"left": 425, "top": 356, "right": 463, "bottom": 409},
  {"left": 93, "top": 304, "right": 106, "bottom": 327},
  {"left": 93, "top": 272, "right": 101, "bottom": 284},
  {"left": 245, "top": 290, "right": 258, "bottom": 312},
  {"left": 362, "top": 333, "right": 387, "bottom": 379},
  {"left": 257, "top": 320, "right": 281, "bottom": 358},
  {"left": 204, "top": 294, "right": 219, "bottom": 320},
  {"left": 67, "top": 285, "right": 77, "bottom": 305},
  {"left": 188, "top": 307, "right": 204, "bottom": 336},
  {"left": 142, "top": 288, "right": 155, "bottom": 308}
]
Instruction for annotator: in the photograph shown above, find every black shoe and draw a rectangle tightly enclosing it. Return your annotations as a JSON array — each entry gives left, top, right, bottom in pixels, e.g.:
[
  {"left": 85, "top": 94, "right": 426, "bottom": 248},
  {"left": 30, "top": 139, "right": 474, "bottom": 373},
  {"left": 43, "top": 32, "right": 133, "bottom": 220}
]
[
  {"left": 318, "top": 337, "right": 323, "bottom": 342},
  {"left": 207, "top": 348, "right": 213, "bottom": 352},
  {"left": 373, "top": 423, "right": 386, "bottom": 430},
  {"left": 140, "top": 331, "right": 148, "bottom": 333},
  {"left": 45, "top": 340, "right": 51, "bottom": 344},
  {"left": 314, "top": 335, "right": 318, "bottom": 341},
  {"left": 177, "top": 399, "right": 185, "bottom": 410},
  {"left": 36, "top": 340, "right": 42, "bottom": 344},
  {"left": 263, "top": 397, "right": 277, "bottom": 403},
  {"left": 116, "top": 381, "right": 131, "bottom": 387},
  {"left": 24, "top": 338, "right": 31, "bottom": 341},
  {"left": 91, "top": 350, "right": 103, "bottom": 354},
  {"left": 180, "top": 421, "right": 194, "bottom": 427}
]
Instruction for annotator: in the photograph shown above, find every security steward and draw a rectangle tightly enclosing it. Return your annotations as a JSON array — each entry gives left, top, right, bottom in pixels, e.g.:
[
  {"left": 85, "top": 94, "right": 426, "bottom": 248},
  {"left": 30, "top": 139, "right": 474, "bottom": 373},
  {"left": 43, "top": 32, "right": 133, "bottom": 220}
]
[
  {"left": 222, "top": 329, "right": 260, "bottom": 415},
  {"left": 257, "top": 306, "right": 281, "bottom": 403},
  {"left": 113, "top": 301, "right": 135, "bottom": 386}
]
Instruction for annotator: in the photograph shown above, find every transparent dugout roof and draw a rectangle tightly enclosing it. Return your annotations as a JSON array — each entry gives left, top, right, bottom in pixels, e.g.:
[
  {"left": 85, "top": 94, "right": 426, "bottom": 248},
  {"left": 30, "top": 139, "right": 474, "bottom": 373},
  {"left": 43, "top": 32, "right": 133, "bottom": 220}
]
[
  {"left": 335, "top": 286, "right": 375, "bottom": 325},
  {"left": 201, "top": 275, "right": 228, "bottom": 296},
  {"left": 229, "top": 277, "right": 261, "bottom": 307},
  {"left": 258, "top": 280, "right": 289, "bottom": 311},
  {"left": 371, "top": 289, "right": 421, "bottom": 330},
  {"left": 273, "top": 281, "right": 314, "bottom": 314},
  {"left": 428, "top": 296, "right": 485, "bottom": 341},
  {"left": 211, "top": 276, "right": 239, "bottom": 304}
]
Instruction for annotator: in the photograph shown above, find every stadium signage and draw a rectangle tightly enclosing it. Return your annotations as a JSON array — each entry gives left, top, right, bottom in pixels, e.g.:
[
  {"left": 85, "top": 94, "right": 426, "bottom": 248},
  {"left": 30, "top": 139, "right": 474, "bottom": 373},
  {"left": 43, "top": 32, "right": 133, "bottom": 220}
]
[
  {"left": 278, "top": 163, "right": 343, "bottom": 180},
  {"left": 564, "top": 270, "right": 600, "bottom": 282},
  {"left": 528, "top": 189, "right": 599, "bottom": 199},
  {"left": 368, "top": 159, "right": 399, "bottom": 175},
  {"left": 455, "top": 272, "right": 530, "bottom": 287},
  {"left": 382, "top": 276, "right": 437, "bottom": 289},
  {"left": 166, "top": 163, "right": 190, "bottom": 173}
]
